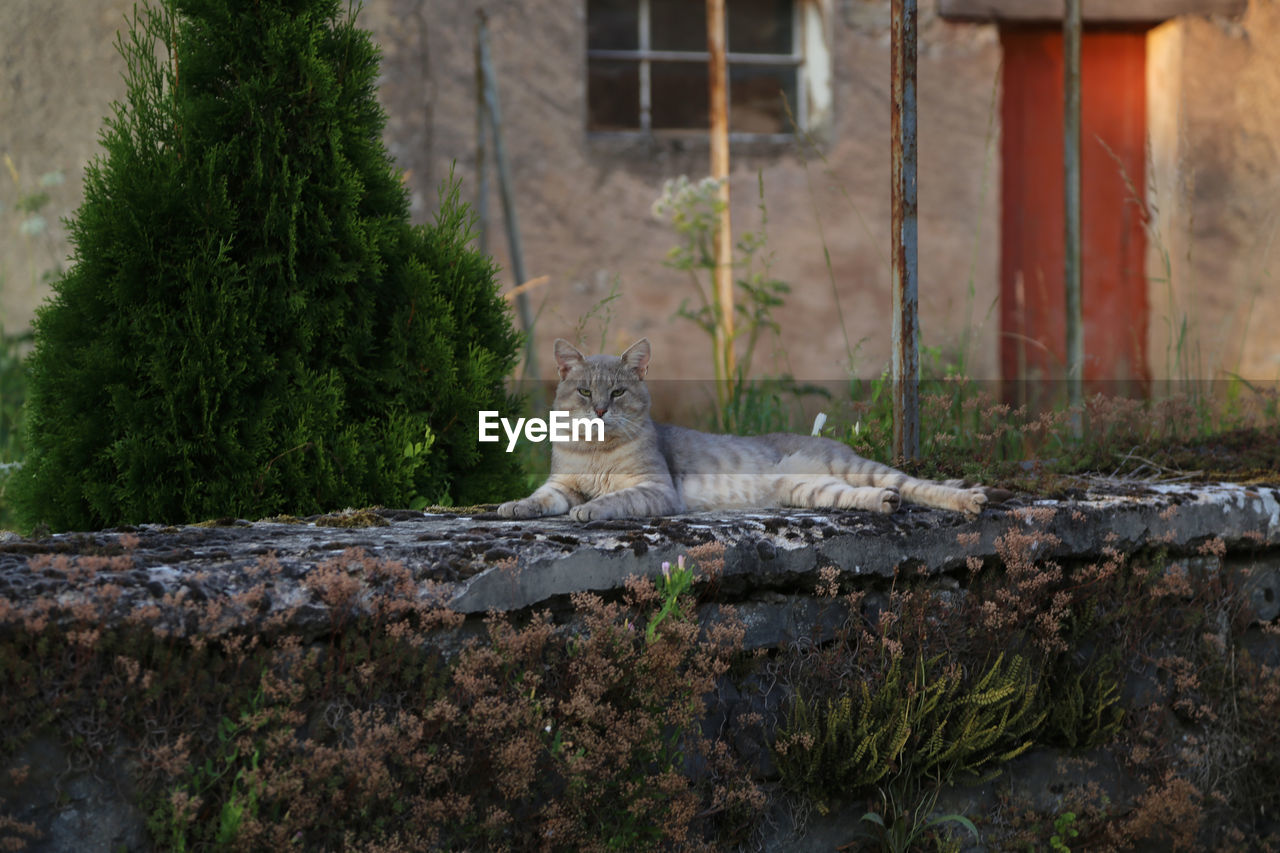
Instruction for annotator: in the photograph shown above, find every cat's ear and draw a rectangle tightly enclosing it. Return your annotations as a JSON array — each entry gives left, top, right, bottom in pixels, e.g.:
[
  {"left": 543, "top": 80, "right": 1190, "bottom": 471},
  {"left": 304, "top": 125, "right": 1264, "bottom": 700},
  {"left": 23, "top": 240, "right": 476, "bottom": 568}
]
[
  {"left": 620, "top": 338, "right": 651, "bottom": 379},
  {"left": 554, "top": 338, "right": 586, "bottom": 380}
]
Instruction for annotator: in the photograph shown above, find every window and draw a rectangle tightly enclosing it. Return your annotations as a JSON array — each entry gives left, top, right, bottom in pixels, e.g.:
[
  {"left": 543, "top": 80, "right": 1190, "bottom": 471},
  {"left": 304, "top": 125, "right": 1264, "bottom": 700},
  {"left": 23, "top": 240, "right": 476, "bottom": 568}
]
[{"left": 586, "top": 0, "right": 829, "bottom": 138}]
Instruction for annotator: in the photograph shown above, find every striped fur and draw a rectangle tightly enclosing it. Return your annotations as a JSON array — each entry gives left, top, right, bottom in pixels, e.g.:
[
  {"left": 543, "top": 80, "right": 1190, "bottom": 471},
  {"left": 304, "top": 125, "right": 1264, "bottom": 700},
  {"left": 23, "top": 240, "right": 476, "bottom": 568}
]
[{"left": 497, "top": 339, "right": 994, "bottom": 522}]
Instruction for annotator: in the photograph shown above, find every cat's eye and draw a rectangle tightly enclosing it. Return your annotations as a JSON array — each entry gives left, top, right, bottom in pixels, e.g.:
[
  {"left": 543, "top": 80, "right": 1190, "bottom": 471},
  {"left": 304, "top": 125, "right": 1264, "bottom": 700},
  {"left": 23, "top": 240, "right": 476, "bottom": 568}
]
[
  {"left": 577, "top": 388, "right": 591, "bottom": 398},
  {"left": 610, "top": 389, "right": 625, "bottom": 398}
]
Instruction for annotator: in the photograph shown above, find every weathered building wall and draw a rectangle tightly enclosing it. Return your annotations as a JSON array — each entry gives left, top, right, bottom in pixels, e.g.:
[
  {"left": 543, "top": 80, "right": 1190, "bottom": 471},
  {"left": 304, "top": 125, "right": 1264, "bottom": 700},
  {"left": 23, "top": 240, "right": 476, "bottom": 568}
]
[
  {"left": 1, "top": 0, "right": 1275, "bottom": 388},
  {"left": 375, "top": 0, "right": 1005, "bottom": 386},
  {"left": 1147, "top": 1, "right": 1280, "bottom": 381}
]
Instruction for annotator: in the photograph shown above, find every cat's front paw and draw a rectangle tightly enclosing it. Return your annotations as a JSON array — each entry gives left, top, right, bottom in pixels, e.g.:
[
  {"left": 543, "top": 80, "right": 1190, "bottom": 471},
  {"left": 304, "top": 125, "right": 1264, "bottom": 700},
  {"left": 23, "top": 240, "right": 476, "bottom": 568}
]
[
  {"left": 498, "top": 499, "right": 546, "bottom": 519},
  {"left": 569, "top": 502, "right": 616, "bottom": 523}
]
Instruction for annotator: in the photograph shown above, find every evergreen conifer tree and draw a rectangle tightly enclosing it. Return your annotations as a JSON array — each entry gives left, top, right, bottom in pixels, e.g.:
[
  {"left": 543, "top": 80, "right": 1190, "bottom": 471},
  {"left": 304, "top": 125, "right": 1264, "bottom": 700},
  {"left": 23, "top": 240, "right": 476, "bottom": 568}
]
[{"left": 14, "top": 0, "right": 522, "bottom": 531}]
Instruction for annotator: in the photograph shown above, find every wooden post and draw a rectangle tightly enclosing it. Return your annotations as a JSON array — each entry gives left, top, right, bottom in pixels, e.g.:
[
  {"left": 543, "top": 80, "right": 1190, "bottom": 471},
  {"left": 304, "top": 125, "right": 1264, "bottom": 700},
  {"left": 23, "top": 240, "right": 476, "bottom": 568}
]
[
  {"left": 477, "top": 11, "right": 537, "bottom": 381},
  {"left": 890, "top": 0, "right": 920, "bottom": 461},
  {"left": 706, "top": 0, "right": 735, "bottom": 404}
]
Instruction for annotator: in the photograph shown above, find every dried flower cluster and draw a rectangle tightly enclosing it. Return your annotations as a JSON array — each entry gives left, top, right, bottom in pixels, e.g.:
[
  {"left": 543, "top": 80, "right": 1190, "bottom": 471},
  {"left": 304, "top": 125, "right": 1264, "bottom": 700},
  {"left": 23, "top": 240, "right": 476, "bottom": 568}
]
[
  {"left": 0, "top": 545, "right": 761, "bottom": 850},
  {"left": 2, "top": 516, "right": 1279, "bottom": 850}
]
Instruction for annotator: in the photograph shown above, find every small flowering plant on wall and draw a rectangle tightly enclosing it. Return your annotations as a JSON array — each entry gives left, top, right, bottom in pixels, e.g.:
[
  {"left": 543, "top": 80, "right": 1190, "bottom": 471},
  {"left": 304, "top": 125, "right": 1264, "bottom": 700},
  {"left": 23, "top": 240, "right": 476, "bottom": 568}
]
[{"left": 646, "top": 554, "right": 697, "bottom": 643}]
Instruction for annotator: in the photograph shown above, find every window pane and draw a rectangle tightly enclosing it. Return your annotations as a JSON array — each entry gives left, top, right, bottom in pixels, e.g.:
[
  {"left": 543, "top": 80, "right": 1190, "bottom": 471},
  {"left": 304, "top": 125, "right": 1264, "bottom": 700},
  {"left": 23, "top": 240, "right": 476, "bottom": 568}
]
[
  {"left": 651, "top": 62, "right": 709, "bottom": 130},
  {"left": 729, "top": 65, "right": 796, "bottom": 133},
  {"left": 729, "top": 0, "right": 793, "bottom": 54},
  {"left": 588, "top": 61, "right": 640, "bottom": 131},
  {"left": 651, "top": 0, "right": 706, "bottom": 52},
  {"left": 588, "top": 0, "right": 637, "bottom": 51}
]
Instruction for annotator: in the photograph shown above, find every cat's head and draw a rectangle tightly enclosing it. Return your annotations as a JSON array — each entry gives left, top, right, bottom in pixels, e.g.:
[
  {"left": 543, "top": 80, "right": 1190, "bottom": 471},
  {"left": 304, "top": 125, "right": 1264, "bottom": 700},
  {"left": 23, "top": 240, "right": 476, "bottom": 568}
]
[{"left": 552, "top": 338, "right": 651, "bottom": 441}]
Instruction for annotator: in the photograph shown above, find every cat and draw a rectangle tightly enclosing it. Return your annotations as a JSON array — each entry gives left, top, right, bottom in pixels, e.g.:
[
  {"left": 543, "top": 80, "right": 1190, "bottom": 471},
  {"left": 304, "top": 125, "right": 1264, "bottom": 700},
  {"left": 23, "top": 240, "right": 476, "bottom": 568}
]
[{"left": 497, "top": 338, "right": 1001, "bottom": 523}]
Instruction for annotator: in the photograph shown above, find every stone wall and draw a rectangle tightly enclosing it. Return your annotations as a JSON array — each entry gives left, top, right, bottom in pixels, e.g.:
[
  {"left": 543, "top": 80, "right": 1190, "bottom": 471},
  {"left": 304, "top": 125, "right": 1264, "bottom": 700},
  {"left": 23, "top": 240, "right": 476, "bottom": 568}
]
[
  {"left": 3, "top": 482, "right": 1276, "bottom": 639},
  {"left": 2, "top": 481, "right": 1279, "bottom": 849}
]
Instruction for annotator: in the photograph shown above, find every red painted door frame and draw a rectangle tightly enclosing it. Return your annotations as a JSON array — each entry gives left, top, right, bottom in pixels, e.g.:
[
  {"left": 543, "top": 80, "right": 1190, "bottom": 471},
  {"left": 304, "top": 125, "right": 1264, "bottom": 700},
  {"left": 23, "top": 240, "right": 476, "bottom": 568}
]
[{"left": 1000, "top": 27, "right": 1150, "bottom": 401}]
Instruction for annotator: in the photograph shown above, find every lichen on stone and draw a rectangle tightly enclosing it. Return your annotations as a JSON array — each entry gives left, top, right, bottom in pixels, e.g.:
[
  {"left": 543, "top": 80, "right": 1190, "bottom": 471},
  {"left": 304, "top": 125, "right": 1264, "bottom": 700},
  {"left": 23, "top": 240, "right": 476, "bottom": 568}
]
[{"left": 314, "top": 508, "right": 390, "bottom": 529}]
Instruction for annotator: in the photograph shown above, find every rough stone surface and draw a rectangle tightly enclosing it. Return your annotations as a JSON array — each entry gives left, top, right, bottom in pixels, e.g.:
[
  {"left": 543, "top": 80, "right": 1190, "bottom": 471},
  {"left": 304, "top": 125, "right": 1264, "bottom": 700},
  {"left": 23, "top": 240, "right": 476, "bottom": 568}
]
[
  {"left": 0, "top": 737, "right": 148, "bottom": 853},
  {"left": 2, "top": 481, "right": 1277, "bottom": 646}
]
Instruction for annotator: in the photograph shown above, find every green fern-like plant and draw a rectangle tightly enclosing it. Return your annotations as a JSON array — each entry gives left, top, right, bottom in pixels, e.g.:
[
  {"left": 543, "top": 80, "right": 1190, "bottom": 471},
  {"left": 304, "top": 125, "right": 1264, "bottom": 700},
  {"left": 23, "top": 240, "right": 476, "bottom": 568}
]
[
  {"left": 773, "top": 651, "right": 1046, "bottom": 813},
  {"left": 1037, "top": 602, "right": 1126, "bottom": 751},
  {"left": 920, "top": 652, "right": 1044, "bottom": 782},
  {"left": 1041, "top": 654, "right": 1125, "bottom": 750},
  {"left": 773, "top": 656, "right": 912, "bottom": 811}
]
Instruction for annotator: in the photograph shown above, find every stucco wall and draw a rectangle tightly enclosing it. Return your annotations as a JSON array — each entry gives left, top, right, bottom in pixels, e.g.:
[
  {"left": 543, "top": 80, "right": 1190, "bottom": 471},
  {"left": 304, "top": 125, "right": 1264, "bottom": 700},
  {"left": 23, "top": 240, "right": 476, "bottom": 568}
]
[
  {"left": 1, "top": 0, "right": 1275, "bottom": 390},
  {"left": 353, "top": 0, "right": 1006, "bottom": 386},
  {"left": 1147, "top": 0, "right": 1280, "bottom": 381}
]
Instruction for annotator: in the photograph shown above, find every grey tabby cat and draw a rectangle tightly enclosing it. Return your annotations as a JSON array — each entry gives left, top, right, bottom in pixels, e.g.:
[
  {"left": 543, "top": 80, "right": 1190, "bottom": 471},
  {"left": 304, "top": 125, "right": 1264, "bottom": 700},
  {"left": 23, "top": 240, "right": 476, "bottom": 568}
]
[{"left": 498, "top": 338, "right": 998, "bottom": 522}]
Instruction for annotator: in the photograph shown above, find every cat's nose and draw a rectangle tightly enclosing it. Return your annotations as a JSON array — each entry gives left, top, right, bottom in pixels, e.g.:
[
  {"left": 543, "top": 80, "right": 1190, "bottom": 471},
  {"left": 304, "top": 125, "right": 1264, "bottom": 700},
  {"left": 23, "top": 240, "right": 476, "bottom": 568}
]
[{"left": 593, "top": 404, "right": 608, "bottom": 417}]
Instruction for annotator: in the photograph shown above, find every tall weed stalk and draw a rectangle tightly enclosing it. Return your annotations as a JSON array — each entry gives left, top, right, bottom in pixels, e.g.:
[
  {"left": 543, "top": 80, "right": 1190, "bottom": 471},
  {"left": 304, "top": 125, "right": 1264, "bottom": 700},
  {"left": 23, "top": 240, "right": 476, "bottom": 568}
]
[{"left": 653, "top": 174, "right": 805, "bottom": 434}]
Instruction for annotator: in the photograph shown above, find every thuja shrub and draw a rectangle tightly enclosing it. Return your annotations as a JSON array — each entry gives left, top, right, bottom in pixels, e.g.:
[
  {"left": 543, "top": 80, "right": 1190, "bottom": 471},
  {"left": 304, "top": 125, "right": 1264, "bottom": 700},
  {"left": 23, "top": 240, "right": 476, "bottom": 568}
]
[
  {"left": 13, "top": 0, "right": 520, "bottom": 532},
  {"left": 0, "top": 547, "right": 761, "bottom": 850}
]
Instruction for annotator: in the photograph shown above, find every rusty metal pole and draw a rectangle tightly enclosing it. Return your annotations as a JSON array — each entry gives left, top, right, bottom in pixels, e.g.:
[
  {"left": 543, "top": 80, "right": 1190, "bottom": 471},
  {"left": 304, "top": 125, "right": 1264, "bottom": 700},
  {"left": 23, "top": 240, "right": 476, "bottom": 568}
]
[
  {"left": 706, "top": 0, "right": 735, "bottom": 407},
  {"left": 890, "top": 0, "right": 919, "bottom": 461},
  {"left": 1063, "top": 0, "right": 1084, "bottom": 436}
]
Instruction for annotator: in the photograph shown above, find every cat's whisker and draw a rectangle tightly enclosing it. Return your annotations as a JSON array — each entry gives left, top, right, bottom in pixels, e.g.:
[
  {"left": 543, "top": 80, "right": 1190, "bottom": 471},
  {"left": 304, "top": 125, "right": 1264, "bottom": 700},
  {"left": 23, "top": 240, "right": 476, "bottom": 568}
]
[{"left": 614, "top": 413, "right": 643, "bottom": 441}]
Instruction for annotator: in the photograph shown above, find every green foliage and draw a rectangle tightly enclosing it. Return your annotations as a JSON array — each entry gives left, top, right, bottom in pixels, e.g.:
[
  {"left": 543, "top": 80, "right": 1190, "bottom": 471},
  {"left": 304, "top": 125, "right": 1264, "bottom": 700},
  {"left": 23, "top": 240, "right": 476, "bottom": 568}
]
[
  {"left": 1040, "top": 654, "right": 1125, "bottom": 750},
  {"left": 840, "top": 352, "right": 1034, "bottom": 477},
  {"left": 1049, "top": 810, "right": 1080, "bottom": 852},
  {"left": 153, "top": 704, "right": 264, "bottom": 851},
  {"left": 1022, "top": 599, "right": 1128, "bottom": 752},
  {"left": 765, "top": 528, "right": 1280, "bottom": 850},
  {"left": 835, "top": 349, "right": 1279, "bottom": 486},
  {"left": 0, "top": 330, "right": 31, "bottom": 530},
  {"left": 645, "top": 553, "right": 696, "bottom": 643},
  {"left": 718, "top": 376, "right": 833, "bottom": 438},
  {"left": 401, "top": 424, "right": 438, "bottom": 510},
  {"left": 11, "top": 0, "right": 521, "bottom": 532},
  {"left": 774, "top": 651, "right": 1044, "bottom": 814},
  {"left": 859, "top": 780, "right": 979, "bottom": 853}
]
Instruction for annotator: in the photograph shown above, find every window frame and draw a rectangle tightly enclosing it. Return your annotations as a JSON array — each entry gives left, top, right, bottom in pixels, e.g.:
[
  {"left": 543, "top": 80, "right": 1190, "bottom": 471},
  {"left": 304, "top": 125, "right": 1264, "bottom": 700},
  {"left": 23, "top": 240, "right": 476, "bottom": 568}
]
[{"left": 586, "top": 0, "right": 808, "bottom": 142}]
